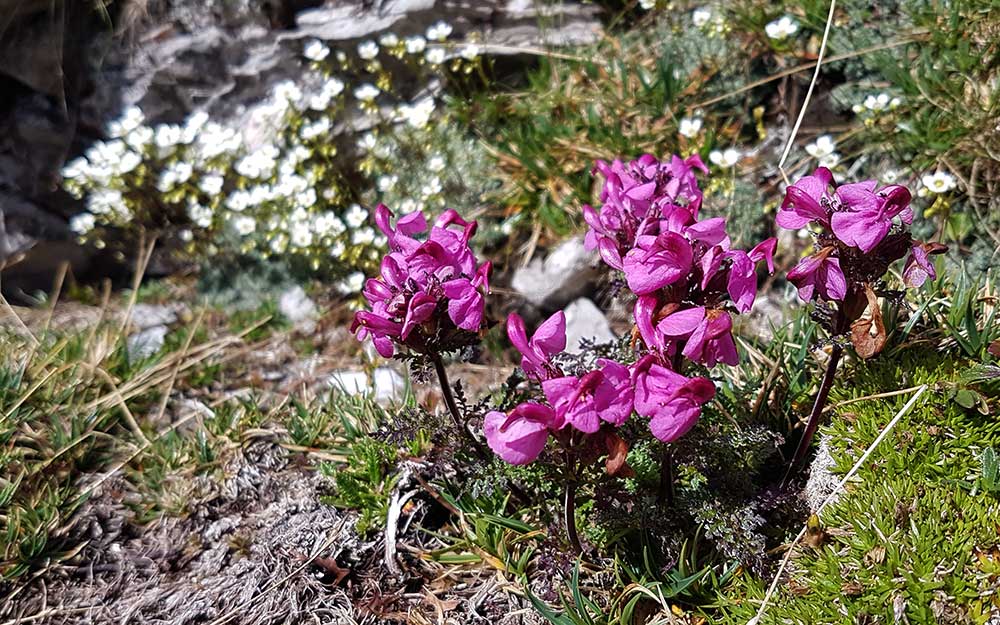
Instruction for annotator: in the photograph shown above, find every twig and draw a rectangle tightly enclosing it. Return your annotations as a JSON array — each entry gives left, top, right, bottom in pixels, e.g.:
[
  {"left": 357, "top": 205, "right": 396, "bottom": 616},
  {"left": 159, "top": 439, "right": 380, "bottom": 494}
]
[
  {"left": 749, "top": 385, "right": 928, "bottom": 625},
  {"left": 823, "top": 384, "right": 926, "bottom": 413},
  {"left": 93, "top": 367, "right": 151, "bottom": 445},
  {"left": 115, "top": 236, "right": 156, "bottom": 341},
  {"left": 153, "top": 308, "right": 205, "bottom": 424},
  {"left": 777, "top": 0, "right": 838, "bottom": 186},
  {"left": 0, "top": 291, "right": 38, "bottom": 347}
]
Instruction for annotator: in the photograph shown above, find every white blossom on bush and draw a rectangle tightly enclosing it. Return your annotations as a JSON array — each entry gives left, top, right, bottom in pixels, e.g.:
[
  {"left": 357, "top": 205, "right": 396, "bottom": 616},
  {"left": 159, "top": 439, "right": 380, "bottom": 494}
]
[
  {"left": 303, "top": 39, "right": 330, "bottom": 61},
  {"left": 426, "top": 21, "right": 452, "bottom": 41}
]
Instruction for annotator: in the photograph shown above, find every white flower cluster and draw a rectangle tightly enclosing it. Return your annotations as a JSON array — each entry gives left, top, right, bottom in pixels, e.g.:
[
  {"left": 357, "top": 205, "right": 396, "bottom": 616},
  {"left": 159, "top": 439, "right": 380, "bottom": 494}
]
[
  {"left": 852, "top": 92, "right": 902, "bottom": 117},
  {"left": 62, "top": 21, "right": 486, "bottom": 294},
  {"left": 691, "top": 7, "right": 726, "bottom": 35},
  {"left": 678, "top": 117, "right": 703, "bottom": 138}
]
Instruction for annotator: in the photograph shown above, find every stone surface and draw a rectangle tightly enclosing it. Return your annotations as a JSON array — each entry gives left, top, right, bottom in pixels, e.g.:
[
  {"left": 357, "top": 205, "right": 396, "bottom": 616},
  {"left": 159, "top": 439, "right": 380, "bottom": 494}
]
[
  {"left": 742, "top": 291, "right": 795, "bottom": 340},
  {"left": 130, "top": 303, "right": 181, "bottom": 330},
  {"left": 511, "top": 236, "right": 600, "bottom": 310},
  {"left": 327, "top": 367, "right": 406, "bottom": 404},
  {"left": 127, "top": 325, "right": 169, "bottom": 362},
  {"left": 278, "top": 285, "right": 318, "bottom": 331},
  {"left": 562, "top": 297, "right": 615, "bottom": 353}
]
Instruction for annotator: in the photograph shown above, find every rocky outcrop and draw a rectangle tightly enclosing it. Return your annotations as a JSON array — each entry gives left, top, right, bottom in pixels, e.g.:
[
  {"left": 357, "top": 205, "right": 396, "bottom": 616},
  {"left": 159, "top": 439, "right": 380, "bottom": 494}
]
[{"left": 0, "top": 0, "right": 603, "bottom": 297}]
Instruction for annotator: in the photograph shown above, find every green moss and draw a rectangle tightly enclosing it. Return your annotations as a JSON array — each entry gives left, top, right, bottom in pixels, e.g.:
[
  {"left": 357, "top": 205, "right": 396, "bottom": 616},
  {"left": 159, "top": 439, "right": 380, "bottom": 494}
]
[{"left": 717, "top": 349, "right": 1000, "bottom": 624}]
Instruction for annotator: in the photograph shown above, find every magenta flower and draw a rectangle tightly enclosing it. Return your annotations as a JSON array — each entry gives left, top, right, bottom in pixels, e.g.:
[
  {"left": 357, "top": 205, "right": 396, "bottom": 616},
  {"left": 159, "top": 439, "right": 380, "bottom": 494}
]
[
  {"left": 657, "top": 306, "right": 739, "bottom": 368},
  {"left": 484, "top": 402, "right": 563, "bottom": 465},
  {"left": 631, "top": 355, "right": 716, "bottom": 442},
  {"left": 622, "top": 232, "right": 693, "bottom": 295},
  {"left": 633, "top": 295, "right": 667, "bottom": 355},
  {"left": 542, "top": 359, "right": 634, "bottom": 433},
  {"left": 507, "top": 311, "right": 566, "bottom": 381},
  {"left": 374, "top": 203, "right": 427, "bottom": 253},
  {"left": 442, "top": 261, "right": 491, "bottom": 332},
  {"left": 902, "top": 241, "right": 947, "bottom": 288},
  {"left": 584, "top": 154, "right": 708, "bottom": 269},
  {"left": 830, "top": 183, "right": 912, "bottom": 253},
  {"left": 776, "top": 168, "right": 914, "bottom": 254},
  {"left": 352, "top": 310, "right": 403, "bottom": 358},
  {"left": 775, "top": 167, "right": 835, "bottom": 230},
  {"left": 400, "top": 291, "right": 438, "bottom": 339},
  {"left": 353, "top": 205, "right": 491, "bottom": 356},
  {"left": 786, "top": 247, "right": 847, "bottom": 302},
  {"left": 725, "top": 238, "right": 778, "bottom": 313}
]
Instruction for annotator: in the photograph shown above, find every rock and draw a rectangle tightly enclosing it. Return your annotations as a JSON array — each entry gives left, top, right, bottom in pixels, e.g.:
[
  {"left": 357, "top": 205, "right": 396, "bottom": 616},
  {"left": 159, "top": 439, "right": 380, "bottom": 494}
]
[
  {"left": 562, "top": 297, "right": 615, "bottom": 353},
  {"left": 130, "top": 303, "right": 181, "bottom": 330},
  {"left": 511, "top": 236, "right": 600, "bottom": 310},
  {"left": 278, "top": 286, "right": 318, "bottom": 331},
  {"left": 742, "top": 291, "right": 794, "bottom": 341},
  {"left": 127, "top": 325, "right": 169, "bottom": 362},
  {"left": 326, "top": 367, "right": 406, "bottom": 404}
]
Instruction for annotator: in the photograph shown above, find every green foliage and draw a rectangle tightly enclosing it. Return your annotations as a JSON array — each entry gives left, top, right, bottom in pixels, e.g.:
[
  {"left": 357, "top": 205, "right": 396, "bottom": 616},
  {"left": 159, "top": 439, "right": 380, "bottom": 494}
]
[
  {"left": 426, "top": 488, "right": 541, "bottom": 577},
  {"left": 978, "top": 447, "right": 1000, "bottom": 495},
  {"left": 321, "top": 438, "right": 400, "bottom": 536},
  {"left": 717, "top": 351, "right": 1000, "bottom": 624}
]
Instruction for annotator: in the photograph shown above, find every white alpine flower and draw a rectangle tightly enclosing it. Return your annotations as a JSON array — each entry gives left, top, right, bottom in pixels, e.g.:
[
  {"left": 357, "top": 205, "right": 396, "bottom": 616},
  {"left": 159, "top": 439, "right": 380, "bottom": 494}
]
[
  {"left": 357, "top": 40, "right": 379, "bottom": 60},
  {"left": 425, "top": 47, "right": 446, "bottom": 65},
  {"left": 460, "top": 43, "right": 481, "bottom": 60},
  {"left": 805, "top": 135, "right": 836, "bottom": 159},
  {"left": 303, "top": 39, "right": 330, "bottom": 61},
  {"left": 337, "top": 271, "right": 366, "bottom": 294},
  {"left": 678, "top": 117, "right": 703, "bottom": 138},
  {"left": 404, "top": 36, "right": 427, "bottom": 54},
  {"left": 765, "top": 16, "right": 799, "bottom": 40},
  {"left": 921, "top": 171, "right": 956, "bottom": 194},
  {"left": 353, "top": 83, "right": 380, "bottom": 102},
  {"left": 345, "top": 204, "right": 368, "bottom": 228},
  {"left": 709, "top": 148, "right": 741, "bottom": 167},
  {"left": 70, "top": 213, "right": 96, "bottom": 235},
  {"left": 692, "top": 7, "right": 712, "bottom": 27},
  {"left": 426, "top": 21, "right": 452, "bottom": 41}
]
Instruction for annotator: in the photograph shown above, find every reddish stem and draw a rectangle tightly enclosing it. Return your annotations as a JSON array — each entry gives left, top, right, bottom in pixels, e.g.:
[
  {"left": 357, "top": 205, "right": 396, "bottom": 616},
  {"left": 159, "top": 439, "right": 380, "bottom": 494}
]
[
  {"left": 563, "top": 447, "right": 583, "bottom": 554},
  {"left": 782, "top": 343, "right": 843, "bottom": 487},
  {"left": 430, "top": 353, "right": 490, "bottom": 461}
]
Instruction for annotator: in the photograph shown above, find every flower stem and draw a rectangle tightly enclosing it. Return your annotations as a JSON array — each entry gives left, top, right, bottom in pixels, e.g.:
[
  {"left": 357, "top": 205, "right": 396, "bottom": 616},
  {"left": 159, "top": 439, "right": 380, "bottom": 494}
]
[
  {"left": 563, "top": 448, "right": 583, "bottom": 554},
  {"left": 658, "top": 446, "right": 675, "bottom": 506},
  {"left": 430, "top": 353, "right": 490, "bottom": 461},
  {"left": 783, "top": 343, "right": 843, "bottom": 487}
]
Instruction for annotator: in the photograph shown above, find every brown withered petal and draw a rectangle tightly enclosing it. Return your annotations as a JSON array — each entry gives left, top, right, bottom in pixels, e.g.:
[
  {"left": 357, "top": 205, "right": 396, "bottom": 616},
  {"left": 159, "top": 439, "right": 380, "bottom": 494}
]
[
  {"left": 851, "top": 285, "right": 887, "bottom": 359},
  {"left": 602, "top": 431, "right": 635, "bottom": 478},
  {"left": 988, "top": 339, "right": 1000, "bottom": 358}
]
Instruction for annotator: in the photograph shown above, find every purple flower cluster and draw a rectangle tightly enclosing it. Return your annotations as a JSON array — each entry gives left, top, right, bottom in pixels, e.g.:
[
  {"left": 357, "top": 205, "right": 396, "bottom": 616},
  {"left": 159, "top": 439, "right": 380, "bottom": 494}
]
[
  {"left": 351, "top": 205, "right": 491, "bottom": 357},
  {"left": 777, "top": 167, "right": 945, "bottom": 305},
  {"left": 586, "top": 154, "right": 776, "bottom": 368},
  {"left": 484, "top": 312, "right": 715, "bottom": 464},
  {"left": 485, "top": 153, "right": 777, "bottom": 465}
]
